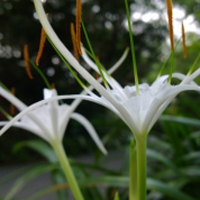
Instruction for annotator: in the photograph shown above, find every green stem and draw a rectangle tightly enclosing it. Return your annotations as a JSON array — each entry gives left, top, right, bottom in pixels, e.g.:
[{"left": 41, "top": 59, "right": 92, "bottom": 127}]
[
  {"left": 135, "top": 136, "right": 147, "bottom": 200},
  {"left": 168, "top": 50, "right": 174, "bottom": 84},
  {"left": 129, "top": 139, "right": 137, "bottom": 200},
  {"left": 124, "top": 0, "right": 139, "bottom": 95},
  {"left": 51, "top": 140, "right": 84, "bottom": 200}
]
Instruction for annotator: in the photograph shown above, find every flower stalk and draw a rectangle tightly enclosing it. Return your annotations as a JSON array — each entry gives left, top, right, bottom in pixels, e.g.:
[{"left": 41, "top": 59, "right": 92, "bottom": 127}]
[
  {"left": 129, "top": 139, "right": 137, "bottom": 200},
  {"left": 135, "top": 135, "right": 147, "bottom": 200},
  {"left": 51, "top": 140, "right": 84, "bottom": 200}
]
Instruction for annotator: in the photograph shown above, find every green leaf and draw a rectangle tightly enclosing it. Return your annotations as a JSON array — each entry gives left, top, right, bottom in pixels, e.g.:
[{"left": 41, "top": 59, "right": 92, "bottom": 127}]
[
  {"left": 0, "top": 165, "right": 34, "bottom": 186},
  {"left": 181, "top": 166, "right": 200, "bottom": 178},
  {"left": 114, "top": 192, "right": 120, "bottom": 200},
  {"left": 180, "top": 151, "right": 200, "bottom": 163},
  {"left": 4, "top": 164, "right": 58, "bottom": 200},
  {"left": 160, "top": 115, "right": 200, "bottom": 128},
  {"left": 13, "top": 140, "right": 58, "bottom": 163},
  {"left": 147, "top": 178, "right": 195, "bottom": 200},
  {"left": 147, "top": 149, "right": 179, "bottom": 173},
  {"left": 78, "top": 176, "right": 195, "bottom": 200}
]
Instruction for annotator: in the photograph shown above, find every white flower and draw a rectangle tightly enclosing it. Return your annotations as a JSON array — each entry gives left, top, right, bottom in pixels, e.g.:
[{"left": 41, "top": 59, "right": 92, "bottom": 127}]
[
  {"left": 0, "top": 71, "right": 199, "bottom": 142},
  {"left": 0, "top": 86, "right": 107, "bottom": 154},
  {"left": 1, "top": 1, "right": 200, "bottom": 143},
  {"left": 31, "top": 0, "right": 200, "bottom": 139}
]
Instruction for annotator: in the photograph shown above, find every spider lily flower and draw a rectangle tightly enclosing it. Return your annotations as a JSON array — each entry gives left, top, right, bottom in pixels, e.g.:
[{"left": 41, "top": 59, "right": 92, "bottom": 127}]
[
  {"left": 0, "top": 86, "right": 107, "bottom": 154},
  {"left": 1, "top": 73, "right": 200, "bottom": 139},
  {"left": 0, "top": 34, "right": 128, "bottom": 154},
  {"left": 33, "top": 0, "right": 200, "bottom": 138}
]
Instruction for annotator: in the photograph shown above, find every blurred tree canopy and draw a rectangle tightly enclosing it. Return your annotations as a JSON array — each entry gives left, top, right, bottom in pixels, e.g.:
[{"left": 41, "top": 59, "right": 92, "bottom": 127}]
[{"left": 0, "top": 0, "right": 199, "bottom": 163}]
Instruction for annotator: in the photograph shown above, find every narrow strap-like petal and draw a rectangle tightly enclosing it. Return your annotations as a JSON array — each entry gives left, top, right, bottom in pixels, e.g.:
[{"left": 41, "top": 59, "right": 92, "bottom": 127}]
[
  {"left": 0, "top": 121, "right": 48, "bottom": 141},
  {"left": 71, "top": 112, "right": 107, "bottom": 155},
  {"left": 81, "top": 46, "right": 127, "bottom": 100},
  {"left": 0, "top": 94, "right": 138, "bottom": 140},
  {"left": 181, "top": 68, "right": 200, "bottom": 84},
  {"left": 147, "top": 84, "right": 200, "bottom": 133},
  {"left": 0, "top": 86, "right": 27, "bottom": 111},
  {"left": 34, "top": 0, "right": 134, "bottom": 126}
]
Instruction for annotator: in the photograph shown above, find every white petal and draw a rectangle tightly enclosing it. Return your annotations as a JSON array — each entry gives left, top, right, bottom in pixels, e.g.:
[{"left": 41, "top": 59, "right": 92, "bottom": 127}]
[
  {"left": 150, "top": 75, "right": 168, "bottom": 95},
  {"left": 0, "top": 95, "right": 113, "bottom": 137},
  {"left": 107, "top": 48, "right": 129, "bottom": 75},
  {"left": 81, "top": 46, "right": 127, "bottom": 99},
  {"left": 71, "top": 112, "right": 107, "bottom": 155},
  {"left": 0, "top": 86, "right": 27, "bottom": 111},
  {"left": 181, "top": 68, "right": 200, "bottom": 84},
  {"left": 172, "top": 73, "right": 197, "bottom": 85},
  {"left": 34, "top": 0, "right": 136, "bottom": 130},
  {"left": 146, "top": 84, "right": 200, "bottom": 133},
  {"left": 58, "top": 104, "right": 71, "bottom": 140},
  {"left": 167, "top": 84, "right": 200, "bottom": 97},
  {"left": 0, "top": 121, "right": 47, "bottom": 141},
  {"left": 81, "top": 46, "right": 99, "bottom": 71},
  {"left": 43, "top": 88, "right": 57, "bottom": 99}
]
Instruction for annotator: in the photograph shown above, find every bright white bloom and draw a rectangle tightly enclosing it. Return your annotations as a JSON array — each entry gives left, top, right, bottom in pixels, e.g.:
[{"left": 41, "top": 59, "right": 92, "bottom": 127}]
[
  {"left": 1, "top": 1, "right": 200, "bottom": 142},
  {"left": 0, "top": 30, "right": 128, "bottom": 153},
  {"left": 31, "top": 0, "right": 200, "bottom": 138},
  {"left": 0, "top": 69, "right": 200, "bottom": 142},
  {"left": 0, "top": 86, "right": 107, "bottom": 154}
]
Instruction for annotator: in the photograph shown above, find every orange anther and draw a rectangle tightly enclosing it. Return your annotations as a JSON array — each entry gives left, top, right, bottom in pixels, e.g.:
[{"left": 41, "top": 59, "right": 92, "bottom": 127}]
[
  {"left": 23, "top": 44, "right": 33, "bottom": 79},
  {"left": 166, "top": 0, "right": 174, "bottom": 51},
  {"left": 51, "top": 83, "right": 55, "bottom": 89},
  {"left": 182, "top": 22, "right": 187, "bottom": 59},
  {"left": 96, "top": 73, "right": 100, "bottom": 79},
  {"left": 76, "top": 0, "right": 82, "bottom": 55},
  {"left": 36, "top": 28, "right": 46, "bottom": 66},
  {"left": 71, "top": 23, "right": 79, "bottom": 61},
  {"left": 96, "top": 55, "right": 100, "bottom": 62}
]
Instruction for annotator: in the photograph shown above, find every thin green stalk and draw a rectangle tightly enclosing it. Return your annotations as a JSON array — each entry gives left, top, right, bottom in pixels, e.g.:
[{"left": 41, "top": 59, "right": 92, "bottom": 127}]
[
  {"left": 51, "top": 140, "right": 84, "bottom": 200},
  {"left": 129, "top": 139, "right": 137, "bottom": 200},
  {"left": 158, "top": 37, "right": 181, "bottom": 77},
  {"left": 0, "top": 82, "right": 10, "bottom": 92},
  {"left": 114, "top": 192, "right": 120, "bottom": 200},
  {"left": 168, "top": 50, "right": 174, "bottom": 84},
  {"left": 0, "top": 106, "right": 12, "bottom": 120},
  {"left": 81, "top": 19, "right": 109, "bottom": 88},
  {"left": 135, "top": 136, "right": 147, "bottom": 200},
  {"left": 187, "top": 52, "right": 200, "bottom": 75},
  {"left": 124, "top": 0, "right": 139, "bottom": 95},
  {"left": 157, "top": 55, "right": 170, "bottom": 78},
  {"left": 29, "top": 59, "right": 51, "bottom": 89}
]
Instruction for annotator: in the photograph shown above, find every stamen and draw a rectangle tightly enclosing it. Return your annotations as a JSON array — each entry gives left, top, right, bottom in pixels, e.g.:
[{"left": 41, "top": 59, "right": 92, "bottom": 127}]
[
  {"left": 166, "top": 0, "right": 174, "bottom": 51},
  {"left": 124, "top": 0, "right": 139, "bottom": 94},
  {"left": 23, "top": 44, "right": 33, "bottom": 79},
  {"left": 182, "top": 22, "right": 187, "bottom": 59},
  {"left": 36, "top": 28, "right": 46, "bottom": 66},
  {"left": 51, "top": 83, "right": 55, "bottom": 89},
  {"left": 96, "top": 56, "right": 100, "bottom": 79},
  {"left": 10, "top": 87, "right": 16, "bottom": 116},
  {"left": 96, "top": 73, "right": 100, "bottom": 79},
  {"left": 0, "top": 106, "right": 12, "bottom": 120},
  {"left": 76, "top": 0, "right": 82, "bottom": 55},
  {"left": 71, "top": 23, "right": 79, "bottom": 61}
]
